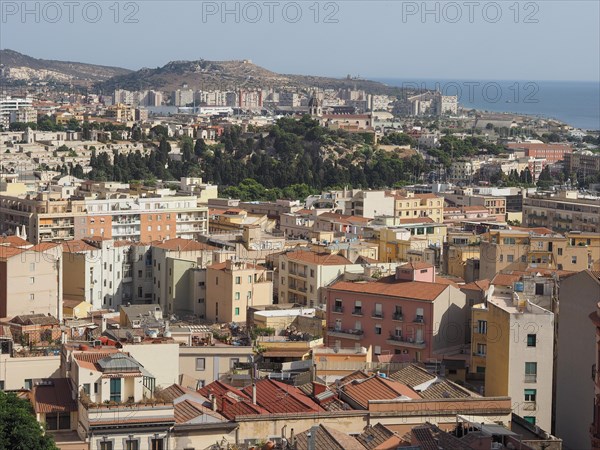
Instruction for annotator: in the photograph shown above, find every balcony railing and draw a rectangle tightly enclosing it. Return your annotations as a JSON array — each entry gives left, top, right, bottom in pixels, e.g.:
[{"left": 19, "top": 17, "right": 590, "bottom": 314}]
[
  {"left": 352, "top": 308, "right": 363, "bottom": 316},
  {"left": 524, "top": 374, "right": 537, "bottom": 383},
  {"left": 333, "top": 306, "right": 344, "bottom": 313},
  {"left": 392, "top": 313, "right": 404, "bottom": 321},
  {"left": 327, "top": 327, "right": 364, "bottom": 340},
  {"left": 413, "top": 317, "right": 425, "bottom": 324},
  {"left": 386, "top": 334, "right": 426, "bottom": 349},
  {"left": 372, "top": 311, "right": 384, "bottom": 319}
]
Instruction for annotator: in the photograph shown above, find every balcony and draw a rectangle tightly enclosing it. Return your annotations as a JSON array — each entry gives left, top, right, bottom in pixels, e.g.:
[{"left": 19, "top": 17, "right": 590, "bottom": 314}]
[
  {"left": 413, "top": 317, "right": 425, "bottom": 325},
  {"left": 392, "top": 313, "right": 404, "bottom": 321},
  {"left": 523, "top": 401, "right": 536, "bottom": 411},
  {"left": 352, "top": 308, "right": 363, "bottom": 316},
  {"left": 372, "top": 310, "right": 384, "bottom": 319},
  {"left": 386, "top": 334, "right": 426, "bottom": 349},
  {"left": 327, "top": 327, "right": 364, "bottom": 341},
  {"left": 332, "top": 306, "right": 344, "bottom": 314},
  {"left": 524, "top": 374, "right": 537, "bottom": 383}
]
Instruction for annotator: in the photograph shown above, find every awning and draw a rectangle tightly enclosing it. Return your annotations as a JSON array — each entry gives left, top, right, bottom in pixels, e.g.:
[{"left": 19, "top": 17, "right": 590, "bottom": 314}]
[{"left": 262, "top": 350, "right": 308, "bottom": 358}]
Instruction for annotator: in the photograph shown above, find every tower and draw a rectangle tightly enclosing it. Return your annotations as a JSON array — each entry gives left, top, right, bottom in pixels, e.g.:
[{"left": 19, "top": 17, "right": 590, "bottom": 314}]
[{"left": 308, "top": 91, "right": 322, "bottom": 117}]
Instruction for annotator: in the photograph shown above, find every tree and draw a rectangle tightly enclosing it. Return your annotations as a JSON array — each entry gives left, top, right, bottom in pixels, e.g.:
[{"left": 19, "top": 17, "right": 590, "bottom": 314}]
[{"left": 0, "top": 391, "right": 58, "bottom": 450}]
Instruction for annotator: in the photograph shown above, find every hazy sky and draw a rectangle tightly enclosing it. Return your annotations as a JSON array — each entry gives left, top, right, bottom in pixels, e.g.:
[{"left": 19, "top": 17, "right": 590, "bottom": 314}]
[{"left": 1, "top": 0, "right": 599, "bottom": 81}]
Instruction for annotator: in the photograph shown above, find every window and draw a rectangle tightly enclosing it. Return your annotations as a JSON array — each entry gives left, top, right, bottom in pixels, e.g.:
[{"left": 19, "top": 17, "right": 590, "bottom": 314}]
[
  {"left": 215, "top": 277, "right": 218, "bottom": 286},
  {"left": 230, "top": 358, "right": 239, "bottom": 369},
  {"left": 525, "top": 362, "right": 537, "bottom": 382},
  {"left": 281, "top": 262, "right": 286, "bottom": 270},
  {"left": 235, "top": 276, "right": 241, "bottom": 285},
  {"left": 235, "top": 307, "right": 240, "bottom": 316},
  {"left": 393, "top": 306, "right": 403, "bottom": 320},
  {"left": 527, "top": 334, "right": 537, "bottom": 347},
  {"left": 125, "top": 439, "right": 139, "bottom": 450},
  {"left": 29, "top": 263, "right": 35, "bottom": 272},
  {"left": 375, "top": 325, "right": 382, "bottom": 335},
  {"left": 503, "top": 238, "right": 516, "bottom": 245},
  {"left": 353, "top": 300, "right": 362, "bottom": 315},
  {"left": 310, "top": 269, "right": 315, "bottom": 277},
  {"left": 248, "top": 275, "right": 252, "bottom": 283},
  {"left": 499, "top": 254, "right": 504, "bottom": 262},
  {"left": 394, "top": 327, "right": 402, "bottom": 337},
  {"left": 524, "top": 389, "right": 536, "bottom": 402},
  {"left": 476, "top": 343, "right": 486, "bottom": 356},
  {"left": 476, "top": 366, "right": 486, "bottom": 374},
  {"left": 100, "top": 442, "right": 113, "bottom": 450},
  {"left": 109, "top": 378, "right": 121, "bottom": 402},
  {"left": 247, "top": 291, "right": 252, "bottom": 300},
  {"left": 82, "top": 383, "right": 90, "bottom": 395},
  {"left": 94, "top": 382, "right": 98, "bottom": 394},
  {"left": 557, "top": 247, "right": 563, "bottom": 256},
  {"left": 415, "top": 308, "right": 424, "bottom": 323},
  {"left": 354, "top": 321, "right": 362, "bottom": 331},
  {"left": 374, "top": 346, "right": 381, "bottom": 355},
  {"left": 524, "top": 416, "right": 536, "bottom": 426},
  {"left": 535, "top": 283, "right": 544, "bottom": 295},
  {"left": 235, "top": 292, "right": 240, "bottom": 301},
  {"left": 29, "top": 293, "right": 34, "bottom": 301},
  {"left": 29, "top": 277, "right": 35, "bottom": 284},
  {"left": 507, "top": 254, "right": 514, "bottom": 263},
  {"left": 572, "top": 256, "right": 577, "bottom": 264},
  {"left": 477, "top": 320, "right": 487, "bottom": 334},
  {"left": 373, "top": 303, "right": 382, "bottom": 317},
  {"left": 195, "top": 358, "right": 206, "bottom": 371},
  {"left": 151, "top": 438, "right": 164, "bottom": 450}
]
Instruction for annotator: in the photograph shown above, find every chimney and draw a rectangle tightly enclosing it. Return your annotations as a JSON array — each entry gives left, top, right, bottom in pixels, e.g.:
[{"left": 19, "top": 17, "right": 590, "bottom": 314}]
[
  {"left": 251, "top": 383, "right": 257, "bottom": 405},
  {"left": 290, "top": 428, "right": 295, "bottom": 446},
  {"left": 101, "top": 317, "right": 107, "bottom": 333},
  {"left": 209, "top": 394, "right": 217, "bottom": 411}
]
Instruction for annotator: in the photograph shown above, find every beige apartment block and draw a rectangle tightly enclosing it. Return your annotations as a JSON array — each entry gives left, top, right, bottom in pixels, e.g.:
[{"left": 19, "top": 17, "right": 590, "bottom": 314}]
[
  {"left": 205, "top": 259, "right": 273, "bottom": 323},
  {"left": 479, "top": 228, "right": 593, "bottom": 280},
  {"left": 277, "top": 250, "right": 363, "bottom": 307},
  {"left": 480, "top": 284, "right": 554, "bottom": 431},
  {"left": 391, "top": 191, "right": 444, "bottom": 223},
  {"left": 523, "top": 191, "right": 600, "bottom": 233},
  {"left": 0, "top": 246, "right": 62, "bottom": 319}
]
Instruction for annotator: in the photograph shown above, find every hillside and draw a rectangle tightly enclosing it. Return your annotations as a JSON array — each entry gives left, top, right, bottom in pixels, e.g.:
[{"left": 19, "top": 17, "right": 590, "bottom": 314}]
[
  {"left": 0, "top": 49, "right": 132, "bottom": 85},
  {"left": 94, "top": 59, "right": 407, "bottom": 96}
]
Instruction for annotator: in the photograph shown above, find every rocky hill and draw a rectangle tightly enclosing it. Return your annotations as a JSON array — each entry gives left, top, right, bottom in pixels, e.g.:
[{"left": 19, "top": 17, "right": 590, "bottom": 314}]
[{"left": 0, "top": 49, "right": 132, "bottom": 85}]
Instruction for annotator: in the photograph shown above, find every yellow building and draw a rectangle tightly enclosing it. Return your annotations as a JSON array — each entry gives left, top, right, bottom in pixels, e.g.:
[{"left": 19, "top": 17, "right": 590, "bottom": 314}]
[
  {"left": 376, "top": 221, "right": 447, "bottom": 263},
  {"left": 391, "top": 191, "right": 444, "bottom": 223},
  {"left": 63, "top": 297, "right": 92, "bottom": 319},
  {"left": 479, "top": 228, "right": 594, "bottom": 280},
  {"left": 206, "top": 259, "right": 273, "bottom": 323}
]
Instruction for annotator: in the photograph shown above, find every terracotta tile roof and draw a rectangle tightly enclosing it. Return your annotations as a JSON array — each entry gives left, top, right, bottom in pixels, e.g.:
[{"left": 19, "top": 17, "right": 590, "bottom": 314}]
[
  {"left": 113, "top": 240, "right": 134, "bottom": 247},
  {"left": 355, "top": 256, "right": 379, "bottom": 264},
  {"left": 174, "top": 399, "right": 225, "bottom": 424},
  {"left": 220, "top": 397, "right": 268, "bottom": 419},
  {"left": 491, "top": 273, "right": 522, "bottom": 287},
  {"left": 73, "top": 350, "right": 121, "bottom": 371},
  {"left": 284, "top": 250, "right": 353, "bottom": 266},
  {"left": 329, "top": 278, "right": 448, "bottom": 302},
  {"left": 419, "top": 380, "right": 478, "bottom": 399},
  {"left": 294, "top": 424, "right": 366, "bottom": 450},
  {"left": 32, "top": 378, "right": 77, "bottom": 413},
  {"left": 62, "top": 240, "right": 97, "bottom": 253},
  {"left": 90, "top": 417, "right": 175, "bottom": 426},
  {"left": 356, "top": 423, "right": 397, "bottom": 450},
  {"left": 411, "top": 423, "right": 466, "bottom": 449},
  {"left": 389, "top": 364, "right": 435, "bottom": 387},
  {"left": 0, "top": 236, "right": 32, "bottom": 247},
  {"left": 152, "top": 238, "right": 217, "bottom": 252},
  {"left": 339, "top": 375, "right": 420, "bottom": 409},
  {"left": 241, "top": 379, "right": 323, "bottom": 414},
  {"left": 32, "top": 242, "right": 62, "bottom": 252},
  {"left": 0, "top": 246, "right": 26, "bottom": 260},
  {"left": 510, "top": 226, "right": 555, "bottom": 235},
  {"left": 461, "top": 279, "right": 491, "bottom": 292},
  {"left": 318, "top": 212, "right": 371, "bottom": 224}
]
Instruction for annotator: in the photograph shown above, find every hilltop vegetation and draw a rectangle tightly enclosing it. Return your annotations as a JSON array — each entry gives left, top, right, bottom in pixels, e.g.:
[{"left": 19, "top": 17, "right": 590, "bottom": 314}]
[{"left": 87, "top": 116, "right": 430, "bottom": 198}]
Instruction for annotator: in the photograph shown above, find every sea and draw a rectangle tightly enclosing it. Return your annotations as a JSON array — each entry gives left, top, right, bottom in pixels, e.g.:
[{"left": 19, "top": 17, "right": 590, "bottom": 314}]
[{"left": 375, "top": 78, "right": 600, "bottom": 131}]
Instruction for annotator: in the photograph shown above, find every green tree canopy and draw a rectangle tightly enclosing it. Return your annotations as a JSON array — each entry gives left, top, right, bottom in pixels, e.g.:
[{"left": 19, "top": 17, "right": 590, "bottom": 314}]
[{"left": 0, "top": 391, "right": 58, "bottom": 450}]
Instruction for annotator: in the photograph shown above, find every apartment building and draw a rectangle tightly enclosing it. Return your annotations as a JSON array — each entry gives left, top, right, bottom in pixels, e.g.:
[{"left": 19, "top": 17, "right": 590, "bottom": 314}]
[
  {"left": 556, "top": 270, "right": 600, "bottom": 450},
  {"left": 590, "top": 300, "right": 600, "bottom": 450},
  {"left": 391, "top": 191, "right": 444, "bottom": 223},
  {"left": 0, "top": 190, "right": 208, "bottom": 244},
  {"left": 62, "top": 238, "right": 133, "bottom": 310},
  {"left": 277, "top": 250, "right": 363, "bottom": 307},
  {"left": 205, "top": 259, "right": 273, "bottom": 323},
  {"left": 507, "top": 142, "right": 573, "bottom": 164},
  {"left": 523, "top": 191, "right": 600, "bottom": 233},
  {"left": 326, "top": 263, "right": 467, "bottom": 362},
  {"left": 479, "top": 228, "right": 593, "bottom": 280},
  {"left": 444, "top": 188, "right": 506, "bottom": 220},
  {"left": 475, "top": 283, "right": 554, "bottom": 431},
  {"left": 564, "top": 150, "right": 600, "bottom": 182},
  {"left": 0, "top": 245, "right": 62, "bottom": 319},
  {"left": 373, "top": 220, "right": 447, "bottom": 264}
]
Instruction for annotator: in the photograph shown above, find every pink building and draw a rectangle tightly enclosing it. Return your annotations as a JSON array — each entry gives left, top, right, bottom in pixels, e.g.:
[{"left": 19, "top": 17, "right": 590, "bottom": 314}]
[{"left": 326, "top": 263, "right": 467, "bottom": 362}]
